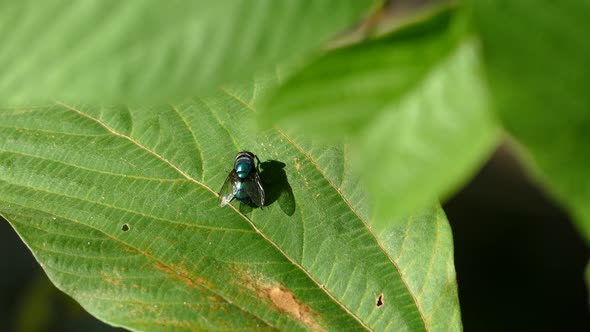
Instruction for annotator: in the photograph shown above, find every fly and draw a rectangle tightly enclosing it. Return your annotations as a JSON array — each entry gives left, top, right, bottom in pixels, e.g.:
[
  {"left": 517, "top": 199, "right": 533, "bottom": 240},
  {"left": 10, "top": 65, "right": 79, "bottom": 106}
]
[{"left": 218, "top": 151, "right": 265, "bottom": 207}]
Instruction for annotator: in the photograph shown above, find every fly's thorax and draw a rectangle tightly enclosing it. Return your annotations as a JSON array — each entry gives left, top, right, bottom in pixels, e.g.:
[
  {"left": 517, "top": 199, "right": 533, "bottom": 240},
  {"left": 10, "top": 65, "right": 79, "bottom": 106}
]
[{"left": 234, "top": 152, "right": 255, "bottom": 179}]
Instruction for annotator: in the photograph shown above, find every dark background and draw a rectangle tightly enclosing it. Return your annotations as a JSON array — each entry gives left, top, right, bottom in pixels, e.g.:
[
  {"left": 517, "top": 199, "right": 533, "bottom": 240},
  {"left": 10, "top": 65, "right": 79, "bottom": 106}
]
[
  {"left": 1, "top": 146, "right": 588, "bottom": 331},
  {"left": 445, "top": 146, "right": 589, "bottom": 331}
]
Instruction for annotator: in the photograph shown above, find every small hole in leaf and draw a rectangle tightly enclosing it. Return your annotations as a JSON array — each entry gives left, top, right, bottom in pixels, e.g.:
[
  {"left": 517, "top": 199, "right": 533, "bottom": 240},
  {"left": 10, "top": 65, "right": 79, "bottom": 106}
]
[
  {"left": 376, "top": 294, "right": 384, "bottom": 307},
  {"left": 121, "top": 224, "right": 130, "bottom": 232}
]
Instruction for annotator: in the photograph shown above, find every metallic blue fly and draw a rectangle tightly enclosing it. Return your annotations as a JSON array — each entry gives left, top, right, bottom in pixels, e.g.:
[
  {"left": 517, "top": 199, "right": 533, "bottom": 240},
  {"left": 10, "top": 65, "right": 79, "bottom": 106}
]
[{"left": 218, "top": 151, "right": 265, "bottom": 207}]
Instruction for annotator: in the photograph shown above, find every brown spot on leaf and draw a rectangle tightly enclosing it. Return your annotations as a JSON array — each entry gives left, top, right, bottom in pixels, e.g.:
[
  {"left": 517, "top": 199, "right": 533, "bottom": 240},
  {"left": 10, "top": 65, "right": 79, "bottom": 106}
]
[
  {"left": 123, "top": 246, "right": 139, "bottom": 255},
  {"left": 293, "top": 157, "right": 301, "bottom": 172},
  {"left": 153, "top": 262, "right": 211, "bottom": 291},
  {"left": 266, "top": 287, "right": 318, "bottom": 329},
  {"left": 235, "top": 268, "right": 322, "bottom": 331},
  {"left": 267, "top": 287, "right": 298, "bottom": 314},
  {"left": 102, "top": 275, "right": 120, "bottom": 286},
  {"left": 264, "top": 286, "right": 322, "bottom": 331},
  {"left": 153, "top": 261, "right": 174, "bottom": 274},
  {"left": 100, "top": 271, "right": 121, "bottom": 286},
  {"left": 150, "top": 319, "right": 192, "bottom": 328}
]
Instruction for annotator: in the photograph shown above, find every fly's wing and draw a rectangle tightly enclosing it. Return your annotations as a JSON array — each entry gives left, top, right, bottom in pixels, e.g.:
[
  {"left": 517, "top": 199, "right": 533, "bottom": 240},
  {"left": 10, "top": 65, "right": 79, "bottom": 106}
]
[
  {"left": 218, "top": 170, "right": 239, "bottom": 207},
  {"left": 243, "top": 172, "right": 265, "bottom": 207}
]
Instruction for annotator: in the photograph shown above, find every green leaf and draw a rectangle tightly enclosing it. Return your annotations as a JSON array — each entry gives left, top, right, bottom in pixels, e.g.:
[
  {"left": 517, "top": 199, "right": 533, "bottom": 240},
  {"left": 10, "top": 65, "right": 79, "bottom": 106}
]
[
  {"left": 469, "top": 0, "right": 590, "bottom": 241},
  {"left": 0, "top": 90, "right": 461, "bottom": 330},
  {"left": 260, "top": 7, "right": 499, "bottom": 222},
  {"left": 0, "top": 0, "right": 378, "bottom": 104}
]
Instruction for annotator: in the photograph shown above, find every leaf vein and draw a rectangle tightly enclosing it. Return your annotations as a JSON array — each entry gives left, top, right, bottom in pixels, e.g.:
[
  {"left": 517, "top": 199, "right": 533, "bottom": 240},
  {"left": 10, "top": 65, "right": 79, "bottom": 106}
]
[
  {"left": 1, "top": 149, "right": 186, "bottom": 183},
  {"left": 197, "top": 97, "right": 241, "bottom": 153},
  {"left": 169, "top": 103, "right": 206, "bottom": 181},
  {"left": 58, "top": 100, "right": 370, "bottom": 331},
  {"left": 1, "top": 195, "right": 277, "bottom": 330},
  {"left": 416, "top": 212, "right": 442, "bottom": 300},
  {"left": 0, "top": 179, "right": 253, "bottom": 234},
  {"left": 278, "top": 129, "right": 430, "bottom": 330},
  {"left": 0, "top": 125, "right": 110, "bottom": 137}
]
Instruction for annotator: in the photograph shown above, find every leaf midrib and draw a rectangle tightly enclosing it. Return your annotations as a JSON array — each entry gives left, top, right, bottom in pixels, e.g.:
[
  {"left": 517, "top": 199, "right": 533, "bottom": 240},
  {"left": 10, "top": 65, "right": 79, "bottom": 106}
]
[{"left": 57, "top": 101, "right": 372, "bottom": 331}]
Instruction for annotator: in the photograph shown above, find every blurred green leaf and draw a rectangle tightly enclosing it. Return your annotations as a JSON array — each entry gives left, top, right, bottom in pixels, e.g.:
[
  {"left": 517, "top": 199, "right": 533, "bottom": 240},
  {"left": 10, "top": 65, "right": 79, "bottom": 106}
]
[
  {"left": 0, "top": 0, "right": 378, "bottom": 104},
  {"left": 260, "top": 8, "right": 499, "bottom": 222},
  {"left": 470, "top": 0, "right": 590, "bottom": 241},
  {"left": 260, "top": 8, "right": 458, "bottom": 134},
  {"left": 0, "top": 89, "right": 461, "bottom": 330}
]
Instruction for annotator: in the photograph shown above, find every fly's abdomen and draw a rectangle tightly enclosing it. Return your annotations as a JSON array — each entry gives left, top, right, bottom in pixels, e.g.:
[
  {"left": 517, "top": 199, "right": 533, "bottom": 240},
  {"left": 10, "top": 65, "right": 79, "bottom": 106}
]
[{"left": 234, "top": 181, "right": 250, "bottom": 203}]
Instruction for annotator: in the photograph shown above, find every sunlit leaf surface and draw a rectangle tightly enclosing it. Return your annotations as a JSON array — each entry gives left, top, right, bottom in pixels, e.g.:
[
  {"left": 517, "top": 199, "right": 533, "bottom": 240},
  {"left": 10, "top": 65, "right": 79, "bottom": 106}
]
[{"left": 0, "top": 88, "right": 461, "bottom": 330}]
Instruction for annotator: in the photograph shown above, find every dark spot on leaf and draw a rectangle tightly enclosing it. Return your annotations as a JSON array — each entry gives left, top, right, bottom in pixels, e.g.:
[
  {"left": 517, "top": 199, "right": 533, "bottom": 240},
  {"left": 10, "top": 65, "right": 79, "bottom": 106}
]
[
  {"left": 376, "top": 293, "right": 384, "bottom": 307},
  {"left": 121, "top": 224, "right": 130, "bottom": 232}
]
